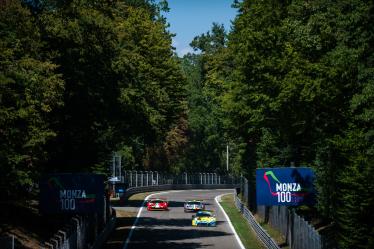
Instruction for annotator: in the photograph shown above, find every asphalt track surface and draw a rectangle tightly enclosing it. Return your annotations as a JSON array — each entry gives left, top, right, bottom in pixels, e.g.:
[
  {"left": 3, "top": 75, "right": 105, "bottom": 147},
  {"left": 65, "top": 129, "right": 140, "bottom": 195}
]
[{"left": 123, "top": 189, "right": 242, "bottom": 249}]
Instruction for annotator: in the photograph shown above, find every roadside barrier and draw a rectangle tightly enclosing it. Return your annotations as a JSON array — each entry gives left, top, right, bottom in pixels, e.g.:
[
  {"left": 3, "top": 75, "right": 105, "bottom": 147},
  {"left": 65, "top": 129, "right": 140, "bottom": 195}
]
[
  {"left": 122, "top": 183, "right": 240, "bottom": 201},
  {"left": 234, "top": 195, "right": 281, "bottom": 249}
]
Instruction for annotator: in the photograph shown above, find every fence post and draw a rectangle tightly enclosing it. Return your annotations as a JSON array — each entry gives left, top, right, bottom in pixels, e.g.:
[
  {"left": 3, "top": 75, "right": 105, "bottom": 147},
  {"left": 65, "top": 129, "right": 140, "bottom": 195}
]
[
  {"left": 146, "top": 171, "right": 149, "bottom": 186},
  {"left": 289, "top": 209, "right": 294, "bottom": 249},
  {"left": 135, "top": 171, "right": 138, "bottom": 187},
  {"left": 156, "top": 171, "right": 159, "bottom": 185}
]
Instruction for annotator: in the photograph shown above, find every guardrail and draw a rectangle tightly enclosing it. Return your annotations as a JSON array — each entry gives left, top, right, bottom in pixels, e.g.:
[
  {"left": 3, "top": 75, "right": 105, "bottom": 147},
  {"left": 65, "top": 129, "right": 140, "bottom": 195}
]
[
  {"left": 122, "top": 183, "right": 240, "bottom": 200},
  {"left": 234, "top": 194, "right": 281, "bottom": 249}
]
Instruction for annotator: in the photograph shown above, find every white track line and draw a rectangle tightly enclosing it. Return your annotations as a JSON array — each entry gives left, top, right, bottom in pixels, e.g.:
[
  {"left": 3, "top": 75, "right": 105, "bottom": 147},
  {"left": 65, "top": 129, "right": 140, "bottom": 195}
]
[
  {"left": 122, "top": 190, "right": 184, "bottom": 249},
  {"left": 122, "top": 189, "right": 237, "bottom": 249},
  {"left": 215, "top": 193, "right": 246, "bottom": 249}
]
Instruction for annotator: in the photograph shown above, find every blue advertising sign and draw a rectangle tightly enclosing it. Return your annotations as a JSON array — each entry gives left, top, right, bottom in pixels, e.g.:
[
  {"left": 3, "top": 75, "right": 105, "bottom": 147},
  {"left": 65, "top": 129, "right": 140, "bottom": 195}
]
[
  {"left": 256, "top": 167, "right": 315, "bottom": 206},
  {"left": 39, "top": 173, "right": 104, "bottom": 214}
]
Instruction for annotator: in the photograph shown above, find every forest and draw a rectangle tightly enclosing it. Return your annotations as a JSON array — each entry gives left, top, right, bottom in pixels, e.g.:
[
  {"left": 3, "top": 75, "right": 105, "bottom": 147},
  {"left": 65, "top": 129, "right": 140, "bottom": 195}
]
[{"left": 0, "top": 0, "right": 373, "bottom": 248}]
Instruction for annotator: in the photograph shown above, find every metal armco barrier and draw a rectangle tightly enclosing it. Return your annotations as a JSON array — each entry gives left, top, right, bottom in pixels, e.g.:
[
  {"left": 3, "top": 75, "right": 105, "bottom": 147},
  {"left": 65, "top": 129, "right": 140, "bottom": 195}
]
[
  {"left": 234, "top": 195, "right": 281, "bottom": 249},
  {"left": 122, "top": 184, "right": 240, "bottom": 201}
]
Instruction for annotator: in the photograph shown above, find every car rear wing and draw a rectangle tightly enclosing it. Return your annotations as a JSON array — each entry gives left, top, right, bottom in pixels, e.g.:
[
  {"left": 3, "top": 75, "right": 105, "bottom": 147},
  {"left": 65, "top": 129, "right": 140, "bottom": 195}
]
[
  {"left": 147, "top": 197, "right": 168, "bottom": 202},
  {"left": 199, "top": 210, "right": 215, "bottom": 214}
]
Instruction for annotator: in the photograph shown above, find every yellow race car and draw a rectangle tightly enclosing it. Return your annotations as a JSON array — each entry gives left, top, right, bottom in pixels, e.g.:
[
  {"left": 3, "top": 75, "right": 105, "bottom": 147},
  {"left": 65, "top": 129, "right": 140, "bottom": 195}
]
[{"left": 192, "top": 210, "right": 216, "bottom": 227}]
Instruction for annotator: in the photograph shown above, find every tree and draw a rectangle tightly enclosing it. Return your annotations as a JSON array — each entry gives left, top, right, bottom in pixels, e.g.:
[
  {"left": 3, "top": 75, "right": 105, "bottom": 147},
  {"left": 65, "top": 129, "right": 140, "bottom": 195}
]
[
  {"left": 178, "top": 24, "right": 230, "bottom": 173},
  {"left": 217, "top": 0, "right": 374, "bottom": 247},
  {"left": 0, "top": 0, "right": 64, "bottom": 197}
]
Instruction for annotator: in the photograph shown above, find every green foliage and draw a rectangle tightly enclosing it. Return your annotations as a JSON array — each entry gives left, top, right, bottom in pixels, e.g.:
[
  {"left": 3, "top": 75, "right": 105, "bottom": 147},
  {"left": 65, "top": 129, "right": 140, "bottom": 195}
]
[
  {"left": 1, "top": 0, "right": 185, "bottom": 195},
  {"left": 1, "top": 1, "right": 373, "bottom": 247},
  {"left": 177, "top": 24, "right": 231, "bottom": 173},
  {"left": 0, "top": 0, "right": 64, "bottom": 196},
  {"left": 182, "top": 0, "right": 373, "bottom": 247}
]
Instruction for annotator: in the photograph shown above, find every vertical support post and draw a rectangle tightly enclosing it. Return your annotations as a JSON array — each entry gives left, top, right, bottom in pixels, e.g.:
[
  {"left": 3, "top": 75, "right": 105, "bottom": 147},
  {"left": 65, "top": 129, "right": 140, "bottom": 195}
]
[
  {"left": 141, "top": 171, "right": 143, "bottom": 186},
  {"left": 118, "top": 156, "right": 122, "bottom": 181},
  {"left": 130, "top": 171, "right": 132, "bottom": 187},
  {"left": 156, "top": 171, "right": 159, "bottom": 185},
  {"left": 135, "top": 171, "right": 138, "bottom": 187},
  {"left": 112, "top": 155, "right": 115, "bottom": 177},
  {"left": 185, "top": 172, "right": 188, "bottom": 185},
  {"left": 226, "top": 145, "right": 229, "bottom": 172}
]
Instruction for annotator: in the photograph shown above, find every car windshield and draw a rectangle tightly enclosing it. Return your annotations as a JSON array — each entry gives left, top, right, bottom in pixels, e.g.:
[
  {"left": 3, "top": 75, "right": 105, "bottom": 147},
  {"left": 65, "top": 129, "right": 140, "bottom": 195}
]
[
  {"left": 196, "top": 212, "right": 212, "bottom": 217},
  {"left": 187, "top": 202, "right": 201, "bottom": 205}
]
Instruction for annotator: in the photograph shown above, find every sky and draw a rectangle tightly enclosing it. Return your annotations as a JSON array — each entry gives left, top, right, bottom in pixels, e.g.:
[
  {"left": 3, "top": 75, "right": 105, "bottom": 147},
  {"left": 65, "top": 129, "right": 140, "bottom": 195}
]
[{"left": 162, "top": 0, "right": 238, "bottom": 56}]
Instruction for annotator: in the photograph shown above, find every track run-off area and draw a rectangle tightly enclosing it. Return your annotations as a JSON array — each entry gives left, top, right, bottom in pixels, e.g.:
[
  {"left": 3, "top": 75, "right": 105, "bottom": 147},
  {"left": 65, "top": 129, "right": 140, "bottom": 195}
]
[{"left": 117, "top": 189, "right": 244, "bottom": 249}]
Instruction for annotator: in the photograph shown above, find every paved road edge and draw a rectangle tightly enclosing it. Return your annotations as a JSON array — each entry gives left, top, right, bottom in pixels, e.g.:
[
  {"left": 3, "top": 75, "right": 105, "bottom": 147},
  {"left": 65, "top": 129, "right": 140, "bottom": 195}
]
[{"left": 215, "top": 193, "right": 246, "bottom": 249}]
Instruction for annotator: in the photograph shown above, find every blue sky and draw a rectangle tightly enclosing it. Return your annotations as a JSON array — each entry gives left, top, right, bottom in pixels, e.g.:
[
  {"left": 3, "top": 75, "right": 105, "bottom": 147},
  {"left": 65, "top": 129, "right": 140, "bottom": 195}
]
[{"left": 162, "top": 0, "right": 238, "bottom": 56}]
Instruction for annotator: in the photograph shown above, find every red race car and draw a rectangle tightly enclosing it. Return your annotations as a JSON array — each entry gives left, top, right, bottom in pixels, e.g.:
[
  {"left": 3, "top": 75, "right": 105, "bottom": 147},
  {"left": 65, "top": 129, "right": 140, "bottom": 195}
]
[{"left": 146, "top": 198, "right": 169, "bottom": 211}]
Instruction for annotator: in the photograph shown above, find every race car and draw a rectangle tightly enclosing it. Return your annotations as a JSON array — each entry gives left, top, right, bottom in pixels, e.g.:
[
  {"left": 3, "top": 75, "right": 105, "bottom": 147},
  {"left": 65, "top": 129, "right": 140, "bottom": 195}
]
[
  {"left": 146, "top": 198, "right": 169, "bottom": 211},
  {"left": 184, "top": 200, "right": 205, "bottom": 212},
  {"left": 192, "top": 210, "right": 216, "bottom": 227}
]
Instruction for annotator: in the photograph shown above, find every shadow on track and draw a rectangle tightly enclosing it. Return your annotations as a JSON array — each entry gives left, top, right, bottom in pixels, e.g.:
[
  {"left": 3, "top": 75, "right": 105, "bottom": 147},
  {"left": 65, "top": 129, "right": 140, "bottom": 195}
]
[
  {"left": 128, "top": 241, "right": 213, "bottom": 249},
  {"left": 129, "top": 226, "right": 228, "bottom": 249}
]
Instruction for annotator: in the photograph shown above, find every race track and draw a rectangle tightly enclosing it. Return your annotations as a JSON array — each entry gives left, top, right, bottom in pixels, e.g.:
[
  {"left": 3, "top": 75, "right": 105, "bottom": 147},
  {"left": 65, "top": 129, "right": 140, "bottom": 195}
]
[{"left": 122, "top": 189, "right": 242, "bottom": 249}]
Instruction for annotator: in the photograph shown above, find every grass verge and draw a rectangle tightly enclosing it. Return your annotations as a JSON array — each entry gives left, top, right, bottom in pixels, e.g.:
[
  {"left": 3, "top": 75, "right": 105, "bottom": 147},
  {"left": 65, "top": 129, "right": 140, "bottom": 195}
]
[{"left": 220, "top": 194, "right": 265, "bottom": 249}]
